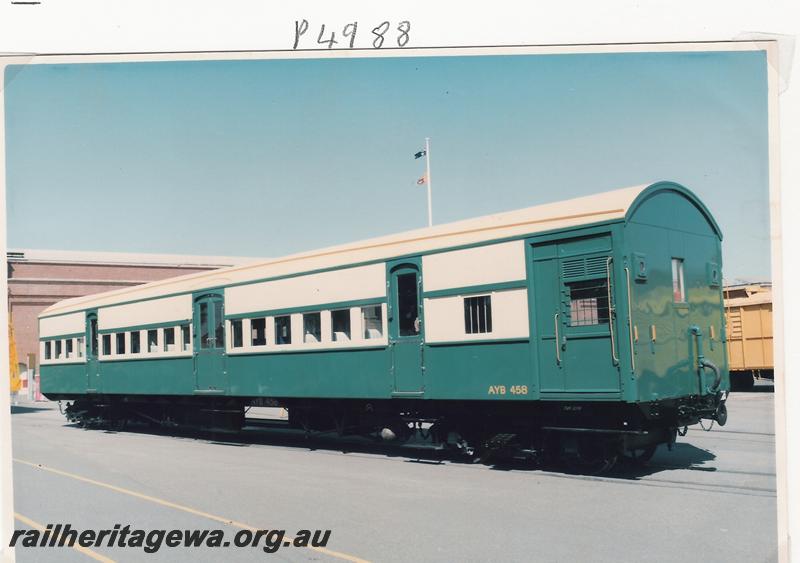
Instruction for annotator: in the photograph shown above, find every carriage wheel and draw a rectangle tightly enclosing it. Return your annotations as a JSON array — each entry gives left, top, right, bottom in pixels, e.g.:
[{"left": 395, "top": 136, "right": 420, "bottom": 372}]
[{"left": 624, "top": 444, "right": 658, "bottom": 465}]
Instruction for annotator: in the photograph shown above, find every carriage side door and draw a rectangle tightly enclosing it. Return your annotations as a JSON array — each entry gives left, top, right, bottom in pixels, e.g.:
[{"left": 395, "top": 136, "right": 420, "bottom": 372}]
[
  {"left": 194, "top": 293, "right": 227, "bottom": 392},
  {"left": 86, "top": 311, "right": 100, "bottom": 392},
  {"left": 388, "top": 259, "right": 425, "bottom": 396},
  {"left": 534, "top": 235, "right": 621, "bottom": 395}
]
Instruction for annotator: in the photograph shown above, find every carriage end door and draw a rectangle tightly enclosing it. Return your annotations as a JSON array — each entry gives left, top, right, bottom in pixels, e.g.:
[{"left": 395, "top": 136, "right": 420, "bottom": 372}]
[
  {"left": 388, "top": 259, "right": 425, "bottom": 396},
  {"left": 194, "top": 294, "right": 227, "bottom": 393}
]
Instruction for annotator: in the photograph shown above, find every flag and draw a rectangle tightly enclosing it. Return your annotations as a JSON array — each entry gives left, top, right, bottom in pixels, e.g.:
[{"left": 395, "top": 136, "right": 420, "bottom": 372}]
[
  {"left": 416, "top": 174, "right": 426, "bottom": 185},
  {"left": 414, "top": 150, "right": 427, "bottom": 159}
]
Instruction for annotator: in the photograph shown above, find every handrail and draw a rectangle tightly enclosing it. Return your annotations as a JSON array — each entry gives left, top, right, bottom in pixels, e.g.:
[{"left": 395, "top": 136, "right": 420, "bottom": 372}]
[
  {"left": 624, "top": 266, "right": 636, "bottom": 372},
  {"left": 606, "top": 257, "right": 619, "bottom": 365},
  {"left": 554, "top": 313, "right": 561, "bottom": 364}
]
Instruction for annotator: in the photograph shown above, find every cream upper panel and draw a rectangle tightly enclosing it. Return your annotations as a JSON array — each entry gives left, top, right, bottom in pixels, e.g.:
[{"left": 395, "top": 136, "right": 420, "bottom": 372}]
[
  {"left": 226, "top": 263, "right": 386, "bottom": 316},
  {"left": 422, "top": 240, "right": 526, "bottom": 292},
  {"left": 40, "top": 311, "right": 85, "bottom": 338},
  {"left": 40, "top": 184, "right": 646, "bottom": 318},
  {"left": 98, "top": 294, "right": 193, "bottom": 331},
  {"left": 424, "top": 288, "right": 530, "bottom": 343}
]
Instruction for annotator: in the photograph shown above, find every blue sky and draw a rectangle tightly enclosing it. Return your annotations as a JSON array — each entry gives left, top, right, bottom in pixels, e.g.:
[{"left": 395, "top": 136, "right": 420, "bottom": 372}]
[{"left": 4, "top": 50, "right": 769, "bottom": 282}]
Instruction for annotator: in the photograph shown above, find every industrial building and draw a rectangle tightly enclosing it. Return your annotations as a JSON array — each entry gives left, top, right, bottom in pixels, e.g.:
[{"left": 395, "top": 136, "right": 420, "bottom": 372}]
[{"left": 8, "top": 249, "right": 257, "bottom": 372}]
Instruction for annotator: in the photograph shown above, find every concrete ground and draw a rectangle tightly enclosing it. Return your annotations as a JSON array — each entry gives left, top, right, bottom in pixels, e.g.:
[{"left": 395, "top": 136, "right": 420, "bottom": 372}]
[{"left": 10, "top": 383, "right": 778, "bottom": 563}]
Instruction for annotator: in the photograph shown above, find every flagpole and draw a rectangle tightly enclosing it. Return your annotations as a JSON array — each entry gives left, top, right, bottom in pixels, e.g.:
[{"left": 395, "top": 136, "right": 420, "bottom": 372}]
[{"left": 425, "top": 137, "right": 432, "bottom": 227}]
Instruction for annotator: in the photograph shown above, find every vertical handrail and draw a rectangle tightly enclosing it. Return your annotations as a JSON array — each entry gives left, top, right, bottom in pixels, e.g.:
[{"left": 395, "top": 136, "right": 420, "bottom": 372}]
[
  {"left": 624, "top": 266, "right": 636, "bottom": 372},
  {"left": 554, "top": 313, "right": 561, "bottom": 364},
  {"left": 606, "top": 257, "right": 619, "bottom": 365}
]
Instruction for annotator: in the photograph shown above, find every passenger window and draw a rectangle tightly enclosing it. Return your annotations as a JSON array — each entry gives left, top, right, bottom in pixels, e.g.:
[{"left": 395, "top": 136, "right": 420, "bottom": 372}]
[
  {"left": 251, "top": 318, "right": 267, "bottom": 346},
  {"left": 214, "top": 301, "right": 225, "bottom": 348},
  {"left": 397, "top": 273, "right": 419, "bottom": 336},
  {"left": 331, "top": 309, "right": 351, "bottom": 341},
  {"left": 44, "top": 341, "right": 51, "bottom": 360},
  {"left": 102, "top": 334, "right": 111, "bottom": 356},
  {"left": 672, "top": 258, "right": 686, "bottom": 303},
  {"left": 303, "top": 312, "right": 321, "bottom": 343},
  {"left": 55, "top": 340, "right": 62, "bottom": 359},
  {"left": 231, "top": 320, "right": 243, "bottom": 348},
  {"left": 464, "top": 295, "right": 493, "bottom": 334},
  {"left": 66, "top": 338, "right": 74, "bottom": 358},
  {"left": 199, "top": 302, "right": 210, "bottom": 349},
  {"left": 567, "top": 279, "right": 610, "bottom": 326},
  {"left": 77, "top": 337, "right": 84, "bottom": 358},
  {"left": 275, "top": 315, "right": 292, "bottom": 345},
  {"left": 164, "top": 327, "right": 176, "bottom": 352},
  {"left": 116, "top": 333, "right": 126, "bottom": 355},
  {"left": 90, "top": 318, "right": 98, "bottom": 356},
  {"left": 362, "top": 306, "right": 383, "bottom": 339},
  {"left": 130, "top": 331, "right": 141, "bottom": 354},
  {"left": 147, "top": 329, "right": 158, "bottom": 353},
  {"left": 181, "top": 324, "right": 191, "bottom": 351}
]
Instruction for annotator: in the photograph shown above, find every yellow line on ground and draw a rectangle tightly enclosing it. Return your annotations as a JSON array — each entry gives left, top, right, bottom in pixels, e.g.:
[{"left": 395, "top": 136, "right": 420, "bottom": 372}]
[
  {"left": 14, "top": 458, "right": 369, "bottom": 563},
  {"left": 14, "top": 512, "right": 116, "bottom": 563}
]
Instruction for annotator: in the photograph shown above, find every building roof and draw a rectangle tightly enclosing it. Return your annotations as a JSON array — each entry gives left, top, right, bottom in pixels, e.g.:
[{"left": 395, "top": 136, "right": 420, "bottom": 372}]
[
  {"left": 8, "top": 249, "right": 261, "bottom": 268},
  {"left": 40, "top": 181, "right": 705, "bottom": 318}
]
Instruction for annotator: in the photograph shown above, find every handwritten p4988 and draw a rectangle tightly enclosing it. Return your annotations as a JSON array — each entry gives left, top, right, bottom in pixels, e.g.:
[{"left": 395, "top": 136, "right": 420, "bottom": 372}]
[{"left": 293, "top": 20, "right": 411, "bottom": 50}]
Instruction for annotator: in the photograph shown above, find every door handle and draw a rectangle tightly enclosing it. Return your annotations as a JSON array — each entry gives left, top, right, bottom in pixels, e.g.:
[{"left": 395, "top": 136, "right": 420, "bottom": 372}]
[
  {"left": 554, "top": 313, "right": 561, "bottom": 364},
  {"left": 607, "top": 256, "right": 619, "bottom": 366}
]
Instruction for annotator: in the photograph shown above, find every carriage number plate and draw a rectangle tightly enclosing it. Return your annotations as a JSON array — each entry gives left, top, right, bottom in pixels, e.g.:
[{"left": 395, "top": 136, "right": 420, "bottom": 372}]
[{"left": 488, "top": 385, "right": 528, "bottom": 395}]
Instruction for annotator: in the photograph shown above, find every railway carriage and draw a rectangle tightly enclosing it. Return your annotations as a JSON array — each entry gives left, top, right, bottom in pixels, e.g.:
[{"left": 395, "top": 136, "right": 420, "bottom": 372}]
[{"left": 40, "top": 181, "right": 729, "bottom": 470}]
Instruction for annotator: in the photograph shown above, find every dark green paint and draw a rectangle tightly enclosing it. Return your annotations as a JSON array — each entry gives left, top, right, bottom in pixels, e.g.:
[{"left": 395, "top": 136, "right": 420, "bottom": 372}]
[{"left": 40, "top": 182, "right": 728, "bottom": 407}]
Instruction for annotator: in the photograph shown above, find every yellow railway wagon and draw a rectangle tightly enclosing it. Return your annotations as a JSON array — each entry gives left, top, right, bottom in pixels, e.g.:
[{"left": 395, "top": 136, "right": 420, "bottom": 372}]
[
  {"left": 724, "top": 283, "right": 773, "bottom": 390},
  {"left": 9, "top": 316, "right": 21, "bottom": 395}
]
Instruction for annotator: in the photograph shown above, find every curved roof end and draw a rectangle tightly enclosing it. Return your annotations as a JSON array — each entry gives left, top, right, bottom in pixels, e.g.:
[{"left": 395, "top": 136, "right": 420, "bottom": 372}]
[{"left": 626, "top": 180, "right": 723, "bottom": 241}]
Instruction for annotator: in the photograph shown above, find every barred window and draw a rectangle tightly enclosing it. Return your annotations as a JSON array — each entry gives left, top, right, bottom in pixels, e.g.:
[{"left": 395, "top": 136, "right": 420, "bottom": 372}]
[
  {"left": 66, "top": 338, "right": 74, "bottom": 358},
  {"left": 251, "top": 318, "right": 267, "bottom": 346},
  {"left": 44, "top": 341, "right": 51, "bottom": 360},
  {"left": 55, "top": 340, "right": 62, "bottom": 359},
  {"left": 102, "top": 334, "right": 111, "bottom": 355},
  {"left": 231, "top": 319, "right": 243, "bottom": 348},
  {"left": 567, "top": 279, "right": 610, "bottom": 326},
  {"left": 116, "top": 333, "right": 126, "bottom": 355},
  {"left": 464, "top": 295, "right": 493, "bottom": 334}
]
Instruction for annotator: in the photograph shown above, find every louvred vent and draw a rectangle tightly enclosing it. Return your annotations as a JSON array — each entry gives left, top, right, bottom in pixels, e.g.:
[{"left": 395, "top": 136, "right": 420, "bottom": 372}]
[{"left": 561, "top": 255, "right": 609, "bottom": 280}]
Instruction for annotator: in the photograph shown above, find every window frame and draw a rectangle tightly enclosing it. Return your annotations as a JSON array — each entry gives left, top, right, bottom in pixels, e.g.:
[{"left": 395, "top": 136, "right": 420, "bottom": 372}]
[
  {"left": 274, "top": 315, "right": 292, "bottom": 345},
  {"left": 230, "top": 319, "right": 244, "bottom": 348},
  {"left": 464, "top": 294, "right": 493, "bottom": 335},
  {"left": 362, "top": 305, "right": 384, "bottom": 340},
  {"left": 672, "top": 257, "right": 687, "bottom": 304},
  {"left": 331, "top": 308, "right": 352, "bottom": 342}
]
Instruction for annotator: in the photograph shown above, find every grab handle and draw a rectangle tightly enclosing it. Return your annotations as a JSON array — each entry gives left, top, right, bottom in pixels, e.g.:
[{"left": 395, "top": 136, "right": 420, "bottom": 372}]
[
  {"left": 624, "top": 266, "right": 636, "bottom": 372},
  {"left": 606, "top": 257, "right": 619, "bottom": 365},
  {"left": 554, "top": 313, "right": 561, "bottom": 364}
]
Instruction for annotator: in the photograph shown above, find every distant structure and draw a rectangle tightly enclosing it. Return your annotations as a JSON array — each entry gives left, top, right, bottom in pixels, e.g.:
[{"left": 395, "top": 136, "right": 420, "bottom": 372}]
[
  {"left": 7, "top": 249, "right": 259, "bottom": 368},
  {"left": 723, "top": 282, "right": 773, "bottom": 389}
]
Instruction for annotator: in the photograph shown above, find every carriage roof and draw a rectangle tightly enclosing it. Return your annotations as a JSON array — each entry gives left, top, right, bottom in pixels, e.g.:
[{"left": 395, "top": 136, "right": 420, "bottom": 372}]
[{"left": 40, "top": 180, "right": 718, "bottom": 318}]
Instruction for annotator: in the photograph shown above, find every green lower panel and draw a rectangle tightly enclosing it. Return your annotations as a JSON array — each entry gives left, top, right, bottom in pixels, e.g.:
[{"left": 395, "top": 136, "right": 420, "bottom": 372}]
[
  {"left": 227, "top": 348, "right": 391, "bottom": 398},
  {"left": 41, "top": 364, "right": 87, "bottom": 395},
  {"left": 98, "top": 358, "right": 195, "bottom": 395},
  {"left": 424, "top": 341, "right": 536, "bottom": 400}
]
